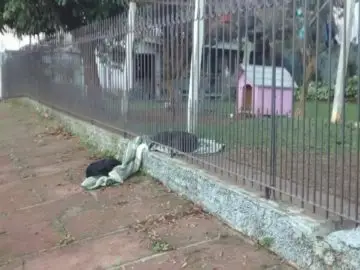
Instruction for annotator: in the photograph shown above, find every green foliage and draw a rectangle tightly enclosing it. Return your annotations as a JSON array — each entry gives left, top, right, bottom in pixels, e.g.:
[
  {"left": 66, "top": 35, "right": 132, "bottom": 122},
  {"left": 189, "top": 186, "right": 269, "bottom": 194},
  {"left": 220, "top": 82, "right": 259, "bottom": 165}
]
[
  {"left": 0, "top": 0, "right": 129, "bottom": 95},
  {"left": 151, "top": 239, "right": 173, "bottom": 253},
  {"left": 295, "top": 76, "right": 360, "bottom": 102},
  {"left": 0, "top": 0, "right": 128, "bottom": 36},
  {"left": 258, "top": 236, "right": 274, "bottom": 248},
  {"left": 346, "top": 75, "right": 359, "bottom": 102}
]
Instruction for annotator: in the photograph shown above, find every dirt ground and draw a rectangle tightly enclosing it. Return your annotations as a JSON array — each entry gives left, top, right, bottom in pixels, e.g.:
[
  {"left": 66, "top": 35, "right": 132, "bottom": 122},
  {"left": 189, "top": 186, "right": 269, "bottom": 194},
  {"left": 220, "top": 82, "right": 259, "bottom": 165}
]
[
  {"left": 0, "top": 101, "right": 294, "bottom": 270},
  {"left": 229, "top": 146, "right": 360, "bottom": 202}
]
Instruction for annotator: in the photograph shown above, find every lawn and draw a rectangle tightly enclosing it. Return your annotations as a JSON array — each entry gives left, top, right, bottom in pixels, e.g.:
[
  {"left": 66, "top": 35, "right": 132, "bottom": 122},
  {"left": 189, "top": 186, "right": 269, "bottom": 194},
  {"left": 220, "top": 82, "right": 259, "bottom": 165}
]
[
  {"left": 198, "top": 116, "right": 360, "bottom": 153},
  {"left": 98, "top": 96, "right": 360, "bottom": 153},
  {"left": 126, "top": 99, "right": 360, "bottom": 122},
  {"left": 195, "top": 101, "right": 360, "bottom": 153},
  {"left": 301, "top": 101, "right": 359, "bottom": 122}
]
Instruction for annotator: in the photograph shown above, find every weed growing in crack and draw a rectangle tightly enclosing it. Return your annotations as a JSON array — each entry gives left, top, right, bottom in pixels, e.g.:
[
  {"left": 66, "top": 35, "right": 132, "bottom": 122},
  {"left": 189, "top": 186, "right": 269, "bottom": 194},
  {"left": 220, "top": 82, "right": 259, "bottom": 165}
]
[
  {"left": 258, "top": 237, "right": 274, "bottom": 248},
  {"left": 52, "top": 218, "right": 75, "bottom": 246},
  {"left": 131, "top": 203, "right": 207, "bottom": 253},
  {"left": 151, "top": 239, "right": 173, "bottom": 253},
  {"left": 58, "top": 233, "right": 75, "bottom": 246}
]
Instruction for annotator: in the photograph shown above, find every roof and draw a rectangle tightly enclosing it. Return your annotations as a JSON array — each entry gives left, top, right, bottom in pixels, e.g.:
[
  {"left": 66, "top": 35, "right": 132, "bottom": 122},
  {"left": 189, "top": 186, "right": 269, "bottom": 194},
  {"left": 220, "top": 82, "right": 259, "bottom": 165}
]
[
  {"left": 240, "top": 65, "right": 298, "bottom": 88},
  {"left": 204, "top": 42, "right": 239, "bottom": 50}
]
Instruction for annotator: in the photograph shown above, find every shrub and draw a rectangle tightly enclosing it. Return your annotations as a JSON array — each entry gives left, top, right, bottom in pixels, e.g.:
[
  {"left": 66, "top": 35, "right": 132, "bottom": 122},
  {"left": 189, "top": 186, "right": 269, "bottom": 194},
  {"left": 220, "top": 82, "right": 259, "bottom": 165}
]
[{"left": 295, "top": 76, "right": 359, "bottom": 102}]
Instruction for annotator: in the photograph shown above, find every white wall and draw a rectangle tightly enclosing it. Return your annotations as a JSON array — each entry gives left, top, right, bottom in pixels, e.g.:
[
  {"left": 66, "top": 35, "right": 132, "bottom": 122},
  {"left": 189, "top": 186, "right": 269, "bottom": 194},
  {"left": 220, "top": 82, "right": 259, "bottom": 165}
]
[
  {"left": 96, "top": 56, "right": 127, "bottom": 92},
  {"left": 334, "top": 3, "right": 360, "bottom": 45},
  {"left": 95, "top": 43, "right": 161, "bottom": 97}
]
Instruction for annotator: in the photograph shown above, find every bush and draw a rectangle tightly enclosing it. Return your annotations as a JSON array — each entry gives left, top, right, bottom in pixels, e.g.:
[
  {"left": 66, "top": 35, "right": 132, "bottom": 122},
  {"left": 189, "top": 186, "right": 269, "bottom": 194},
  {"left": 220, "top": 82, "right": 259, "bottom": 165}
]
[
  {"left": 346, "top": 76, "right": 359, "bottom": 102},
  {"left": 295, "top": 76, "right": 359, "bottom": 102}
]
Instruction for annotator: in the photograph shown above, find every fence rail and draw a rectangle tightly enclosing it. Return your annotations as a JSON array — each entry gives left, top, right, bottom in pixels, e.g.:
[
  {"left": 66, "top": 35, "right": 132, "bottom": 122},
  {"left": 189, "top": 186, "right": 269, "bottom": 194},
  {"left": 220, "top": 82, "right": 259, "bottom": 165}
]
[{"left": 2, "top": 0, "right": 360, "bottom": 226}]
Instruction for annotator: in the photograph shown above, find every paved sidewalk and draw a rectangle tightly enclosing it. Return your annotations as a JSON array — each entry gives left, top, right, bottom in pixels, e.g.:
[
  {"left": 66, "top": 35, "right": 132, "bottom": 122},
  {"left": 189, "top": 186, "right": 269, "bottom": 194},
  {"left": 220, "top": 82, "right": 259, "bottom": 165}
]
[{"left": 0, "top": 102, "right": 294, "bottom": 270}]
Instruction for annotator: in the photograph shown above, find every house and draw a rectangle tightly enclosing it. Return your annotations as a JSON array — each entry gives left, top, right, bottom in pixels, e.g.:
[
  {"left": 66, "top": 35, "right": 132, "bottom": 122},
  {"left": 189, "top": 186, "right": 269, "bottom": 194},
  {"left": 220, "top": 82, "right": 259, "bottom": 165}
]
[
  {"left": 177, "top": 41, "right": 241, "bottom": 102},
  {"left": 96, "top": 39, "right": 162, "bottom": 100},
  {"left": 237, "top": 64, "right": 298, "bottom": 116}
]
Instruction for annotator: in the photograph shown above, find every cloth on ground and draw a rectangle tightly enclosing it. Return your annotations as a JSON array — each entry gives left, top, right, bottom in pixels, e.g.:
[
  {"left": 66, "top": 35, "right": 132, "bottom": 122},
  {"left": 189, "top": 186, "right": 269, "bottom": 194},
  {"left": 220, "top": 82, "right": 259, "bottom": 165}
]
[
  {"left": 81, "top": 136, "right": 148, "bottom": 190},
  {"left": 80, "top": 131, "right": 224, "bottom": 190}
]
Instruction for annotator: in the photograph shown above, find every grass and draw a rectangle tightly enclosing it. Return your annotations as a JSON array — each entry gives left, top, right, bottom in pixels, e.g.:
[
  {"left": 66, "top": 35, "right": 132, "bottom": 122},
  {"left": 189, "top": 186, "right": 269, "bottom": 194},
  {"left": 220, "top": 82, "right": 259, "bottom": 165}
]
[
  {"left": 195, "top": 101, "right": 360, "bottom": 153},
  {"left": 124, "top": 99, "right": 359, "bottom": 120},
  {"left": 150, "top": 239, "right": 173, "bottom": 253},
  {"left": 121, "top": 99, "right": 359, "bottom": 122},
  {"left": 198, "top": 115, "right": 360, "bottom": 153},
  {"left": 301, "top": 101, "right": 359, "bottom": 121},
  {"left": 93, "top": 96, "right": 360, "bottom": 153}
]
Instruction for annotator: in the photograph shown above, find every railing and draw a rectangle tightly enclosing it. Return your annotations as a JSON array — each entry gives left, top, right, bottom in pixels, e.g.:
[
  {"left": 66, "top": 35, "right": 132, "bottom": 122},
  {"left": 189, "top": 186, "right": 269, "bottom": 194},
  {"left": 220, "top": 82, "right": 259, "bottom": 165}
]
[{"left": 2, "top": 0, "right": 360, "bottom": 226}]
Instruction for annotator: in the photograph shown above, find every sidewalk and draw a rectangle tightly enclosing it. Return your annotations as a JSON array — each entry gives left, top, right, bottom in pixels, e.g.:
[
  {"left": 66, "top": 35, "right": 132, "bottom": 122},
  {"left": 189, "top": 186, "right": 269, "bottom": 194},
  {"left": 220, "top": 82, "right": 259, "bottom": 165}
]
[{"left": 0, "top": 101, "right": 294, "bottom": 270}]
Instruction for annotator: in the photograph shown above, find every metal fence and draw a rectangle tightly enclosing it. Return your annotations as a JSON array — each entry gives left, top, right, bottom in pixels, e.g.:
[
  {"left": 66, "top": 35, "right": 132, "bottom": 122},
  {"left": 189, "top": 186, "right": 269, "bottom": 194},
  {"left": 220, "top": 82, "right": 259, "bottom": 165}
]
[{"left": 2, "top": 0, "right": 360, "bottom": 226}]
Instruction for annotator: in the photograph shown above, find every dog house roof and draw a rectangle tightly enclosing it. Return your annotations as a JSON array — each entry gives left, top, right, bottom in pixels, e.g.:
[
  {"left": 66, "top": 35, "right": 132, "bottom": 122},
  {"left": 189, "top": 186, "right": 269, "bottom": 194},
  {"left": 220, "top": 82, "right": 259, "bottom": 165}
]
[{"left": 240, "top": 64, "right": 298, "bottom": 89}]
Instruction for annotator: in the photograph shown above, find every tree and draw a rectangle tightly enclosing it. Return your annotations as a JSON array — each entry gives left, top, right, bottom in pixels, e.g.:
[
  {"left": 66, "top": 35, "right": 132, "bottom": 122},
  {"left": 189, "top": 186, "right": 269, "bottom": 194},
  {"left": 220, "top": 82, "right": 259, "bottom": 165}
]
[
  {"left": 160, "top": 3, "right": 193, "bottom": 119},
  {"left": 331, "top": 0, "right": 355, "bottom": 123},
  {"left": 250, "top": 1, "right": 339, "bottom": 117},
  {"left": 284, "top": 0, "right": 338, "bottom": 117},
  {"left": 0, "top": 0, "right": 129, "bottom": 98}
]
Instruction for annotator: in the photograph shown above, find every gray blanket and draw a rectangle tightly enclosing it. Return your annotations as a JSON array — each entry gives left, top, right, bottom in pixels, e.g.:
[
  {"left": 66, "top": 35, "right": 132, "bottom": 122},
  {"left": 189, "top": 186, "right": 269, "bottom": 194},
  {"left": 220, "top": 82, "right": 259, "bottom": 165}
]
[{"left": 81, "top": 135, "right": 224, "bottom": 190}]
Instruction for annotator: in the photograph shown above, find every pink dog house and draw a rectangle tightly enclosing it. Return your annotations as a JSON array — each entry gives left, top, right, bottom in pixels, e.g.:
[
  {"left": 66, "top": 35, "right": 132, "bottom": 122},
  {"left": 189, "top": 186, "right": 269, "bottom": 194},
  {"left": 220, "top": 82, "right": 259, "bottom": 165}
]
[{"left": 237, "top": 65, "right": 298, "bottom": 116}]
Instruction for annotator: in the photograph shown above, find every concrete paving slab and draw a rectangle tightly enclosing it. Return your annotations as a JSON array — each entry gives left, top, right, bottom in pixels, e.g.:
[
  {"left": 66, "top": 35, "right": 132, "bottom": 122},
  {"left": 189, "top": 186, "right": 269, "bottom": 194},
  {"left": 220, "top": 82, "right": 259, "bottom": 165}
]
[
  {"left": 121, "top": 237, "right": 293, "bottom": 270},
  {"left": 0, "top": 181, "right": 43, "bottom": 212},
  {"left": 0, "top": 193, "right": 98, "bottom": 264},
  {"left": 8, "top": 230, "right": 154, "bottom": 270},
  {"left": 63, "top": 193, "right": 193, "bottom": 240}
]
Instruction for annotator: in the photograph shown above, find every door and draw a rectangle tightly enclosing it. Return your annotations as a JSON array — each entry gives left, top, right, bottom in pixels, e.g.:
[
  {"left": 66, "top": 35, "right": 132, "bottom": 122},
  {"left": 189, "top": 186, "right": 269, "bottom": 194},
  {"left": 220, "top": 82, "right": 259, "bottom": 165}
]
[
  {"left": 135, "top": 53, "right": 156, "bottom": 100},
  {"left": 242, "top": 84, "right": 253, "bottom": 112}
]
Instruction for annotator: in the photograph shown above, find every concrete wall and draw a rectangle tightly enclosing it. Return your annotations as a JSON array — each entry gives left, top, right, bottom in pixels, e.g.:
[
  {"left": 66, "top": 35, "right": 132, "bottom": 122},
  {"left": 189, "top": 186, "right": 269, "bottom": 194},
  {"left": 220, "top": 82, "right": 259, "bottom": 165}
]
[
  {"left": 0, "top": 63, "right": 2, "bottom": 100},
  {"left": 0, "top": 51, "right": 6, "bottom": 99},
  {"left": 16, "top": 97, "right": 360, "bottom": 270}
]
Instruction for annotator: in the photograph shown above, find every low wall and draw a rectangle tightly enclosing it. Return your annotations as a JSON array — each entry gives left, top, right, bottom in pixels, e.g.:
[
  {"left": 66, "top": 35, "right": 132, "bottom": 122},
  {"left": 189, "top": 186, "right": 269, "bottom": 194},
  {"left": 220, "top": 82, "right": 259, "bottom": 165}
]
[{"left": 16, "top": 97, "right": 360, "bottom": 270}]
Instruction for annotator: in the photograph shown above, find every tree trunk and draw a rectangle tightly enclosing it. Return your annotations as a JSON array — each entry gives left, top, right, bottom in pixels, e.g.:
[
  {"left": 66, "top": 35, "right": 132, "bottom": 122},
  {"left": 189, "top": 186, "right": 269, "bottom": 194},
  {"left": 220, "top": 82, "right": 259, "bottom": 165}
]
[
  {"left": 295, "top": 51, "right": 315, "bottom": 117},
  {"left": 78, "top": 41, "right": 101, "bottom": 102},
  {"left": 163, "top": 35, "right": 189, "bottom": 121}
]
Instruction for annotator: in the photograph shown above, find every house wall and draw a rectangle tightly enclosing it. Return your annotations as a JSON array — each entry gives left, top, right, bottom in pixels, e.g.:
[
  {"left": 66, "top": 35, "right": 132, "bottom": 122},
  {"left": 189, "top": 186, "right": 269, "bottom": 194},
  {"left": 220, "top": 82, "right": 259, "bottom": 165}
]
[
  {"left": 96, "top": 55, "right": 127, "bottom": 94},
  {"left": 154, "top": 54, "right": 161, "bottom": 98},
  {"left": 253, "top": 87, "right": 293, "bottom": 116},
  {"left": 95, "top": 51, "right": 161, "bottom": 98},
  {"left": 41, "top": 52, "right": 85, "bottom": 95}
]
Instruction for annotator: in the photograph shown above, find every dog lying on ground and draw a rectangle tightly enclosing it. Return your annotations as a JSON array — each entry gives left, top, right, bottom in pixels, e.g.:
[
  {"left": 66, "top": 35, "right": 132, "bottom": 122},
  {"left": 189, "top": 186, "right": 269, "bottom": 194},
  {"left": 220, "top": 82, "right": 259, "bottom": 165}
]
[{"left": 85, "top": 158, "right": 121, "bottom": 178}]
